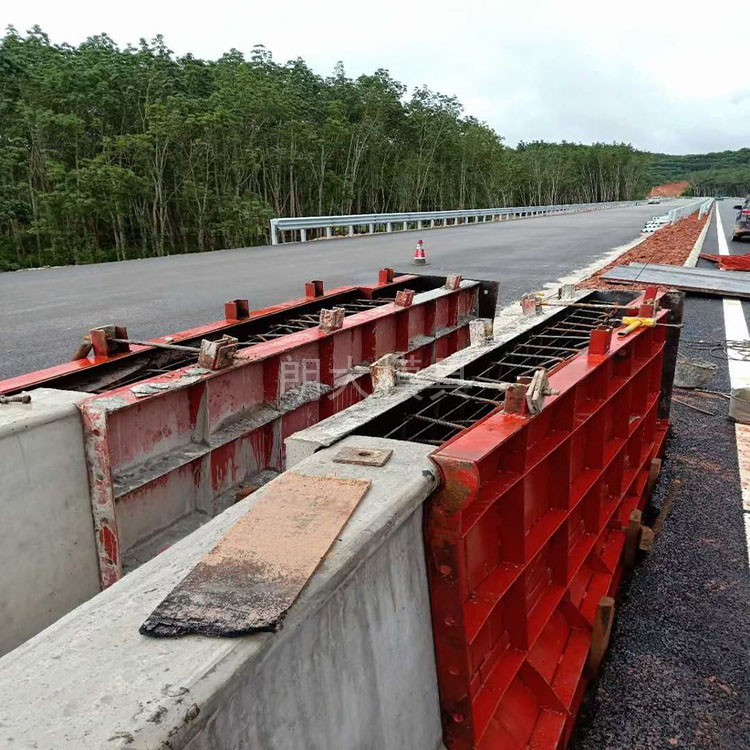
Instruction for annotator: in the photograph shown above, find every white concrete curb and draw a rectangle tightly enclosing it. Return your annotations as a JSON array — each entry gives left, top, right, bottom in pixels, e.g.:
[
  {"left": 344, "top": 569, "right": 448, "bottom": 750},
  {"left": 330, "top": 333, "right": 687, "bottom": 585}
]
[{"left": 683, "top": 206, "right": 714, "bottom": 268}]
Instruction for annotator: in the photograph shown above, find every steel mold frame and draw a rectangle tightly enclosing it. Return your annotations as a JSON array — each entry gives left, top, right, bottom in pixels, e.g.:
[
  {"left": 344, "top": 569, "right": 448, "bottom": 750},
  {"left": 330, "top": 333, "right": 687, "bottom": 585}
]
[
  {"left": 79, "top": 275, "right": 483, "bottom": 589},
  {"left": 0, "top": 271, "right": 451, "bottom": 396},
  {"left": 424, "top": 291, "right": 673, "bottom": 749}
]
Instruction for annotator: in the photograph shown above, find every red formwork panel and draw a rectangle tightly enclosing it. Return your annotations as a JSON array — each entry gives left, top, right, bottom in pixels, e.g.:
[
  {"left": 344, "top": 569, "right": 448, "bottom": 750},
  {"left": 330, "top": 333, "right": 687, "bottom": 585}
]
[
  {"left": 0, "top": 270, "right": 445, "bottom": 396},
  {"left": 81, "top": 279, "right": 479, "bottom": 588},
  {"left": 425, "top": 299, "right": 670, "bottom": 750}
]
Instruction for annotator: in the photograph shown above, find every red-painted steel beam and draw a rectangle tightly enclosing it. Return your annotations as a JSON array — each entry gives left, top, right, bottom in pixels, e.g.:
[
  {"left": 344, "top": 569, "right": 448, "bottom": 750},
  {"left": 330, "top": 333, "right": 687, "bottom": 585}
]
[
  {"left": 424, "top": 290, "right": 672, "bottom": 750},
  {"left": 80, "top": 278, "right": 480, "bottom": 589},
  {"left": 0, "top": 272, "right": 425, "bottom": 396}
]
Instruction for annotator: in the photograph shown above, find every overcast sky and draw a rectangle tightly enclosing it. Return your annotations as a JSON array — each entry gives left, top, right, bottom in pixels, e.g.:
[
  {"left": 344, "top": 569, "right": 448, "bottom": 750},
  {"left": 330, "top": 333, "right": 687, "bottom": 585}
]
[{"left": 4, "top": 0, "right": 747, "bottom": 154}]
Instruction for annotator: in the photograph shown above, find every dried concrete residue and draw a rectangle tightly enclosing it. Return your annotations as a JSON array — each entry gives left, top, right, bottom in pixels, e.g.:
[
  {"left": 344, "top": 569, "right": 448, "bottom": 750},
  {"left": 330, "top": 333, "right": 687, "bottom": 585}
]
[
  {"left": 208, "top": 403, "right": 280, "bottom": 446},
  {"left": 278, "top": 381, "right": 331, "bottom": 412},
  {"left": 130, "top": 374, "right": 203, "bottom": 398},
  {"left": 113, "top": 442, "right": 209, "bottom": 497},
  {"left": 83, "top": 393, "right": 130, "bottom": 414}
]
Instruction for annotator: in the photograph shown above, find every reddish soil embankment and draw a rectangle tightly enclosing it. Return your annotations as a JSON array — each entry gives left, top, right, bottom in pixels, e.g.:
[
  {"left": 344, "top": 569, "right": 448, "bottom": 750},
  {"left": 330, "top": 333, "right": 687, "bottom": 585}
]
[
  {"left": 649, "top": 181, "right": 691, "bottom": 197},
  {"left": 578, "top": 211, "right": 710, "bottom": 291}
]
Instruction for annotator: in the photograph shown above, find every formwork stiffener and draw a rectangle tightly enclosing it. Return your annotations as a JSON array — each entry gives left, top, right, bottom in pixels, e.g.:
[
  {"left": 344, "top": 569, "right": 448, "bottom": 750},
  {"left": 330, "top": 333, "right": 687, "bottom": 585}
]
[
  {"left": 78, "top": 272, "right": 485, "bottom": 589},
  {"left": 0, "top": 270, "right": 477, "bottom": 396},
  {"left": 422, "top": 288, "right": 677, "bottom": 749}
]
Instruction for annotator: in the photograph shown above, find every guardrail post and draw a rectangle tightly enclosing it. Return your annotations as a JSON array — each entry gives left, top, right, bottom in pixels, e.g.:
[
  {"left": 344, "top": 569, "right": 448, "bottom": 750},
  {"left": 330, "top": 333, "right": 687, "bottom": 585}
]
[
  {"left": 349, "top": 225, "right": 354, "bottom": 237},
  {"left": 402, "top": 221, "right": 407, "bottom": 231},
  {"left": 386, "top": 222, "right": 392, "bottom": 232},
  {"left": 300, "top": 228, "right": 307, "bottom": 242},
  {"left": 430, "top": 219, "right": 435, "bottom": 228},
  {"left": 270, "top": 220, "right": 280, "bottom": 246},
  {"left": 369, "top": 223, "right": 375, "bottom": 234},
  {"left": 326, "top": 227, "right": 332, "bottom": 238}
]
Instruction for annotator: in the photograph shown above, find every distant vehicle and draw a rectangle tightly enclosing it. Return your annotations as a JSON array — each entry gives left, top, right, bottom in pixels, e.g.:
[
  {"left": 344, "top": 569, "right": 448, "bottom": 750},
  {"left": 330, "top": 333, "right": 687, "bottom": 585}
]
[
  {"left": 732, "top": 200, "right": 750, "bottom": 241},
  {"left": 647, "top": 197, "right": 661, "bottom": 204}
]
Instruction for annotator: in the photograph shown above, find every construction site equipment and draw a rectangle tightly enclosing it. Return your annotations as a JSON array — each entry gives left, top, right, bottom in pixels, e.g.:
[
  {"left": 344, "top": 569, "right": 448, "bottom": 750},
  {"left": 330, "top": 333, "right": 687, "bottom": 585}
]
[
  {"left": 602, "top": 262, "right": 750, "bottom": 300},
  {"left": 0, "top": 394, "right": 31, "bottom": 404},
  {"left": 414, "top": 239, "right": 427, "bottom": 265},
  {"left": 71, "top": 272, "right": 488, "bottom": 588},
  {"left": 342, "top": 287, "right": 680, "bottom": 749},
  {"left": 700, "top": 252, "right": 750, "bottom": 271},
  {"left": 2, "top": 271, "right": 495, "bottom": 397}
]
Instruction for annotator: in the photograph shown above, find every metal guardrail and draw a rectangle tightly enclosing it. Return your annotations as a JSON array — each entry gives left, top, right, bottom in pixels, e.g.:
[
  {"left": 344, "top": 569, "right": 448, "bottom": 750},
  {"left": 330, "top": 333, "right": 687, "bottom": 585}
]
[
  {"left": 270, "top": 200, "right": 645, "bottom": 245},
  {"left": 668, "top": 198, "right": 713, "bottom": 224}
]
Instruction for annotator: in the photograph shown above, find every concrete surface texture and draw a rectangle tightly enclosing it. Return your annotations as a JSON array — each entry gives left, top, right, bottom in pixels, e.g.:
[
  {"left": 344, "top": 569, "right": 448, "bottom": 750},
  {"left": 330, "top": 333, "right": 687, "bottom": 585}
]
[
  {"left": 0, "top": 387, "right": 100, "bottom": 656},
  {"left": 0, "top": 436, "right": 444, "bottom": 750},
  {"left": 0, "top": 201, "right": 687, "bottom": 379}
]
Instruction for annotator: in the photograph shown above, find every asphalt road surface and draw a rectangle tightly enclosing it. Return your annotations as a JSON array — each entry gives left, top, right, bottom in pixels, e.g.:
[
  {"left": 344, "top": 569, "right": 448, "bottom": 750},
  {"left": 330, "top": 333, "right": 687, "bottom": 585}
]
[{"left": 0, "top": 201, "right": 686, "bottom": 379}]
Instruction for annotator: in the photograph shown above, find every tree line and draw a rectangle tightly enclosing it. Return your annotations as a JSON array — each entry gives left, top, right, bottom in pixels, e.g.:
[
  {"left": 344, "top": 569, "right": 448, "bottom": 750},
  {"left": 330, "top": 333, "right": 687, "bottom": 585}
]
[
  {"left": 0, "top": 28, "right": 652, "bottom": 270},
  {"left": 649, "top": 148, "right": 750, "bottom": 197},
  {"left": 681, "top": 167, "right": 750, "bottom": 198}
]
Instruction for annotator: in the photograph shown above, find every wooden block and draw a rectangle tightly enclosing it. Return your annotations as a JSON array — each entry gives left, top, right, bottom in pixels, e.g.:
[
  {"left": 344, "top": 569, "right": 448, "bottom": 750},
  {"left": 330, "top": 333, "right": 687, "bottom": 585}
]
[
  {"left": 647, "top": 458, "right": 662, "bottom": 496},
  {"left": 639, "top": 526, "right": 655, "bottom": 552},
  {"left": 140, "top": 472, "right": 370, "bottom": 637},
  {"left": 585, "top": 596, "right": 615, "bottom": 678},
  {"left": 623, "top": 509, "right": 642, "bottom": 567}
]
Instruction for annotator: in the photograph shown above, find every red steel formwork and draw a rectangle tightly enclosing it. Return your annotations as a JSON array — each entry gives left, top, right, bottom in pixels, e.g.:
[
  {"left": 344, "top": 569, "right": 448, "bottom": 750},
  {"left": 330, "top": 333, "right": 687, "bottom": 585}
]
[
  {"left": 80, "top": 273, "right": 481, "bottom": 588},
  {"left": 425, "top": 291, "right": 671, "bottom": 749},
  {"left": 0, "top": 270, "right": 474, "bottom": 396}
]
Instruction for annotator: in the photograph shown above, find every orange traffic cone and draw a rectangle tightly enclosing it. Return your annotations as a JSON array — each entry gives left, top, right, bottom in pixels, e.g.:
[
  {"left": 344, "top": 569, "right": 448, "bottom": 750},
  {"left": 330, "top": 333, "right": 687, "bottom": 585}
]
[{"left": 413, "top": 239, "right": 426, "bottom": 265}]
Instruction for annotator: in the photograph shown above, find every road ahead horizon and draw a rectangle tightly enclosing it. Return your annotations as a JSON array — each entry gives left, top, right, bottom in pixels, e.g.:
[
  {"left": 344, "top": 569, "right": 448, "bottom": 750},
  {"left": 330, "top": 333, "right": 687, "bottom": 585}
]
[{"left": 0, "top": 201, "right": 686, "bottom": 379}]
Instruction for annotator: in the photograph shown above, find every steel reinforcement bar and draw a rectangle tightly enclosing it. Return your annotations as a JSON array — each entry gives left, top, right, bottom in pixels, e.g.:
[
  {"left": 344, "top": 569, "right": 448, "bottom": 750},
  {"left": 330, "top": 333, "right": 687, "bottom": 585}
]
[
  {"left": 423, "top": 290, "right": 674, "bottom": 749},
  {"left": 79, "top": 272, "right": 485, "bottom": 589}
]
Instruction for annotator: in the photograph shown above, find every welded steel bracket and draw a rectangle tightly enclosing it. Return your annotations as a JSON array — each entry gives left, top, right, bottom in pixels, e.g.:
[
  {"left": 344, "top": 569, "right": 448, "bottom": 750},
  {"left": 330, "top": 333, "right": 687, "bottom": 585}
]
[
  {"left": 394, "top": 289, "right": 415, "bottom": 307},
  {"left": 370, "top": 353, "right": 399, "bottom": 396},
  {"left": 526, "top": 368, "right": 557, "bottom": 414},
  {"left": 469, "top": 319, "right": 494, "bottom": 347},
  {"left": 198, "top": 335, "right": 238, "bottom": 370},
  {"left": 88, "top": 325, "right": 131, "bottom": 358},
  {"left": 319, "top": 307, "right": 345, "bottom": 332},
  {"left": 521, "top": 292, "right": 543, "bottom": 316},
  {"left": 224, "top": 298, "right": 250, "bottom": 320},
  {"left": 443, "top": 274, "right": 463, "bottom": 291}
]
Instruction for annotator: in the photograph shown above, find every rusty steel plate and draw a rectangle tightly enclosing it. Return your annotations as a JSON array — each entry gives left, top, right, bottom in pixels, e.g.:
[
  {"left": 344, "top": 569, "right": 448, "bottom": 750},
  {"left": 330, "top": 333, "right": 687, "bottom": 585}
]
[
  {"left": 332, "top": 446, "right": 393, "bottom": 467},
  {"left": 140, "top": 472, "right": 370, "bottom": 637}
]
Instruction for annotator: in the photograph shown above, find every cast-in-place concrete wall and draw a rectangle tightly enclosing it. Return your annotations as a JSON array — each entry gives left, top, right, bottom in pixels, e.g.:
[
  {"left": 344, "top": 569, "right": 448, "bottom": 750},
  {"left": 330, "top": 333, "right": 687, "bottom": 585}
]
[
  {"left": 0, "top": 436, "right": 445, "bottom": 749},
  {"left": 0, "top": 388, "right": 99, "bottom": 656}
]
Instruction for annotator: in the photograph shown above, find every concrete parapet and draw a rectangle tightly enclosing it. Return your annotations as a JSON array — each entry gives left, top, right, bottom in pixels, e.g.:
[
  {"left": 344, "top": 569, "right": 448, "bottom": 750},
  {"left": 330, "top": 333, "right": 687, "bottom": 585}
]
[
  {"left": 0, "top": 436, "right": 444, "bottom": 749},
  {"left": 0, "top": 388, "right": 99, "bottom": 656}
]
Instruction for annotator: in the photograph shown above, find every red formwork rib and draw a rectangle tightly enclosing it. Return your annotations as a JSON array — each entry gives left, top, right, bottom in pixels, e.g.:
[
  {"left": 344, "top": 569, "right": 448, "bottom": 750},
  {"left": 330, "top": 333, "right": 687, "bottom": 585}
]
[
  {"left": 425, "top": 293, "right": 670, "bottom": 750},
  {"left": 81, "top": 276, "right": 480, "bottom": 589},
  {"left": 0, "top": 271, "right": 428, "bottom": 396}
]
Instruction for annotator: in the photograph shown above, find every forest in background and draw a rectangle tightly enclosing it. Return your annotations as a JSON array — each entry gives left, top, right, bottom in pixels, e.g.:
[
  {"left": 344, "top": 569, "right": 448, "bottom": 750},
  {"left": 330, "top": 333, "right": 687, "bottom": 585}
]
[
  {"left": 650, "top": 149, "right": 750, "bottom": 197},
  {"left": 0, "top": 28, "right": 673, "bottom": 270}
]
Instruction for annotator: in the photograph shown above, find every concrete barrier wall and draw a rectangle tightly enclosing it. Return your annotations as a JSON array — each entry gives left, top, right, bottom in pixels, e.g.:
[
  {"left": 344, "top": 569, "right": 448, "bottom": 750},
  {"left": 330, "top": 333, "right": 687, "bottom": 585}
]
[
  {"left": 0, "top": 388, "right": 99, "bottom": 656},
  {"left": 0, "top": 436, "right": 445, "bottom": 749}
]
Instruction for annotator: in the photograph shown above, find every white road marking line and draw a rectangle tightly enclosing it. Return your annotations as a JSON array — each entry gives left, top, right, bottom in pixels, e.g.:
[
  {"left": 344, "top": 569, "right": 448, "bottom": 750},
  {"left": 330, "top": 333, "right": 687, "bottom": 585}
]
[{"left": 716, "top": 207, "right": 750, "bottom": 564}]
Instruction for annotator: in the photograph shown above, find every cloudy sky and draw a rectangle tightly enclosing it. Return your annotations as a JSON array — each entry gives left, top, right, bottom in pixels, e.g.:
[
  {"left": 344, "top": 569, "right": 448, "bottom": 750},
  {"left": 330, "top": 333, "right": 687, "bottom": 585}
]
[{"left": 4, "top": 0, "right": 747, "bottom": 154}]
